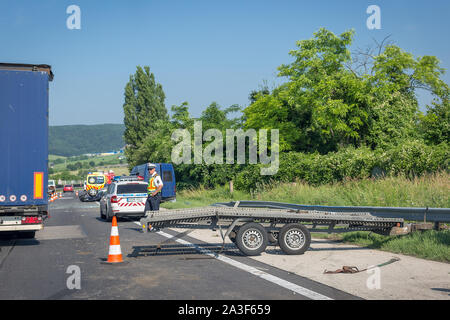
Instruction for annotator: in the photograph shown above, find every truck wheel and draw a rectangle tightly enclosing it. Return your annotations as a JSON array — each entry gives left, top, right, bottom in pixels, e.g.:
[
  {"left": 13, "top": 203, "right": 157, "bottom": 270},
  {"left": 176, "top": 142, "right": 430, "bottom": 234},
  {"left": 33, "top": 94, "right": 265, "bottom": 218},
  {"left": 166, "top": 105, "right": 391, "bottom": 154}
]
[
  {"left": 278, "top": 223, "right": 311, "bottom": 255},
  {"left": 235, "top": 222, "right": 268, "bottom": 256}
]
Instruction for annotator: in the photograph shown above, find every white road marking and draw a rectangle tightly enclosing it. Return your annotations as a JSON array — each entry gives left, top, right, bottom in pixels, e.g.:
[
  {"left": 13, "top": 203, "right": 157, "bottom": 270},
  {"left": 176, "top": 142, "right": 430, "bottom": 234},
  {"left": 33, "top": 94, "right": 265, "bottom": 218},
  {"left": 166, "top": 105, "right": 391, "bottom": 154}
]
[{"left": 132, "top": 221, "right": 333, "bottom": 300}]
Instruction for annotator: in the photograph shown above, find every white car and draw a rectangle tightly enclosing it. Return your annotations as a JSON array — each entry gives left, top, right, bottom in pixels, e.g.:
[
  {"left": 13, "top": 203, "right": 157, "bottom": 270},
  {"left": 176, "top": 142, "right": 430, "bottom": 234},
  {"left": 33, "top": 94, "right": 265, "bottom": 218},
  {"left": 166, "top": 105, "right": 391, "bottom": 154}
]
[{"left": 99, "top": 177, "right": 148, "bottom": 221}]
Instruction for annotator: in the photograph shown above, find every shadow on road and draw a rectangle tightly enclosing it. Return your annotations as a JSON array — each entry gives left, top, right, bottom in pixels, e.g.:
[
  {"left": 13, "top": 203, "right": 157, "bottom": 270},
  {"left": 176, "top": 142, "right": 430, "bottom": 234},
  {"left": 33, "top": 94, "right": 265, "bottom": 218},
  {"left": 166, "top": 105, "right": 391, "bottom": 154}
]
[
  {"left": 0, "top": 233, "right": 40, "bottom": 246},
  {"left": 431, "top": 288, "right": 450, "bottom": 296},
  {"left": 128, "top": 243, "right": 240, "bottom": 259}
]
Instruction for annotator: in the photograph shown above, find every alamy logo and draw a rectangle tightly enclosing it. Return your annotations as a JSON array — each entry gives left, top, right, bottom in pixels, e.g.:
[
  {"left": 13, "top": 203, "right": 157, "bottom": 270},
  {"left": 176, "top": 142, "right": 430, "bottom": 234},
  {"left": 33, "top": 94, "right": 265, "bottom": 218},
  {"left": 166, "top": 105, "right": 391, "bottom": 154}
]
[
  {"left": 366, "top": 267, "right": 381, "bottom": 290},
  {"left": 66, "top": 5, "right": 81, "bottom": 30},
  {"left": 366, "top": 5, "right": 381, "bottom": 30},
  {"left": 171, "top": 121, "right": 279, "bottom": 175},
  {"left": 66, "top": 265, "right": 81, "bottom": 290}
]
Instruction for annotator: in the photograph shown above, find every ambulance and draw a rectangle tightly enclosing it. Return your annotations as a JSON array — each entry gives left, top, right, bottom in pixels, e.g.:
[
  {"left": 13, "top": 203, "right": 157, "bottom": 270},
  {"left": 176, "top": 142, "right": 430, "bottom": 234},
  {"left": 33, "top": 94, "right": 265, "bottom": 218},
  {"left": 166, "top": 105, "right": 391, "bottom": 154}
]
[{"left": 85, "top": 172, "right": 107, "bottom": 197}]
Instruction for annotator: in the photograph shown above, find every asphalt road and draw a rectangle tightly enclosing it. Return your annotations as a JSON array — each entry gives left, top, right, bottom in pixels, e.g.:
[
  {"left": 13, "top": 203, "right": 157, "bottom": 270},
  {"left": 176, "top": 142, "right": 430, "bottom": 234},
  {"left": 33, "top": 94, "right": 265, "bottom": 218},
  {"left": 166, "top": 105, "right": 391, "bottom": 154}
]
[{"left": 0, "top": 193, "right": 360, "bottom": 300}]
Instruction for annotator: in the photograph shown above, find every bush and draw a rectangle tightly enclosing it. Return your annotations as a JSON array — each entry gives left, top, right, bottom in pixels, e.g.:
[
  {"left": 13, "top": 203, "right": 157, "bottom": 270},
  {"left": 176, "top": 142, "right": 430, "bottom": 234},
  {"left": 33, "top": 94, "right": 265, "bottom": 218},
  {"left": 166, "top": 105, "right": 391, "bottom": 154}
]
[
  {"left": 171, "top": 139, "right": 448, "bottom": 193},
  {"left": 234, "top": 146, "right": 376, "bottom": 191},
  {"left": 233, "top": 141, "right": 448, "bottom": 192},
  {"left": 381, "top": 140, "right": 448, "bottom": 177}
]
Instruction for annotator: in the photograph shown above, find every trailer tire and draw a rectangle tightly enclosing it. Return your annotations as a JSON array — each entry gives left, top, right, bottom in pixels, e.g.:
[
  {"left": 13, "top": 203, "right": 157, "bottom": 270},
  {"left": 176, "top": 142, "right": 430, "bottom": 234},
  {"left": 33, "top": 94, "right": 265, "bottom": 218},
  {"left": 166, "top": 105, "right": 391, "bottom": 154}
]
[
  {"left": 235, "top": 222, "right": 268, "bottom": 256},
  {"left": 278, "top": 223, "right": 310, "bottom": 255}
]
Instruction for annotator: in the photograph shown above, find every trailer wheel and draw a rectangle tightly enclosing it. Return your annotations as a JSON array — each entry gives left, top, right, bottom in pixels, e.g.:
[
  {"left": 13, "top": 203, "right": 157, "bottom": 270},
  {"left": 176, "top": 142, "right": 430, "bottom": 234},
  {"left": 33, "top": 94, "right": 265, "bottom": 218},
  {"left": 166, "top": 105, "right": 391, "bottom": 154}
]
[
  {"left": 235, "top": 222, "right": 268, "bottom": 256},
  {"left": 278, "top": 223, "right": 311, "bottom": 255}
]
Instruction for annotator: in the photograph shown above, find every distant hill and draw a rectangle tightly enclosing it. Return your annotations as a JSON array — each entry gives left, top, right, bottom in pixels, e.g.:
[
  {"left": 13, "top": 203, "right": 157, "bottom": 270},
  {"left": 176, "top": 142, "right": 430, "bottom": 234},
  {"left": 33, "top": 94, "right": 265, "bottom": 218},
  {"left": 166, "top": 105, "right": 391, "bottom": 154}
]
[{"left": 49, "top": 124, "right": 125, "bottom": 156}]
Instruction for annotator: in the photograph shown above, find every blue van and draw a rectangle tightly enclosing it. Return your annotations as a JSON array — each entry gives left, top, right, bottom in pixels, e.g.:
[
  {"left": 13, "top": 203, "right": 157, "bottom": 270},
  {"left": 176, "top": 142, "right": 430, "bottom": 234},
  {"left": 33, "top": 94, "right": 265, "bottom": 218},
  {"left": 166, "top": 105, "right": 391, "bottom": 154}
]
[{"left": 130, "top": 163, "right": 176, "bottom": 202}]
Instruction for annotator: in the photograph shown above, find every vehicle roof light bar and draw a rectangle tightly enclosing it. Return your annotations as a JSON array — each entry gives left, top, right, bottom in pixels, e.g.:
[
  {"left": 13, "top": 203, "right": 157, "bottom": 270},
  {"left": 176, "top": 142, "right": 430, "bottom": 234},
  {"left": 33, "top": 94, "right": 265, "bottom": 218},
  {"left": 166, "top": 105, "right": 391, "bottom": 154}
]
[{"left": 116, "top": 176, "right": 141, "bottom": 182}]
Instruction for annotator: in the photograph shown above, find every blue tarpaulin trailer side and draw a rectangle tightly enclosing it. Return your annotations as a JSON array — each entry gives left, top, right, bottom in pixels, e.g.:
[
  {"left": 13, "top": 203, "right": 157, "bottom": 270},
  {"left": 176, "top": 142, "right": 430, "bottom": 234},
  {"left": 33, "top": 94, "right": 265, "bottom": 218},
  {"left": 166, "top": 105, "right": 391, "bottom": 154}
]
[{"left": 0, "top": 63, "right": 53, "bottom": 235}]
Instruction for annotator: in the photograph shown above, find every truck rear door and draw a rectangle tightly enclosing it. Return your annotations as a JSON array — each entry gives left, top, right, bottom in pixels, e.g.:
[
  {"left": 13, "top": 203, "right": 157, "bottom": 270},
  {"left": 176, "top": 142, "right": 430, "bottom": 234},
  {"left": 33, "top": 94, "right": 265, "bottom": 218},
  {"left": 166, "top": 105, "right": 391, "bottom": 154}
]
[
  {"left": 0, "top": 68, "right": 49, "bottom": 208},
  {"left": 159, "top": 163, "right": 176, "bottom": 199}
]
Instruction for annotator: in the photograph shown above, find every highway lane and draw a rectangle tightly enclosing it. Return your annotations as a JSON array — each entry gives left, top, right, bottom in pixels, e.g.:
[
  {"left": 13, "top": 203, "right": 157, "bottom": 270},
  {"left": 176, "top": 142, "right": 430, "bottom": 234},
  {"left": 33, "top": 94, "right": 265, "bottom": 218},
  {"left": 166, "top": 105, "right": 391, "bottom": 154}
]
[{"left": 0, "top": 192, "right": 360, "bottom": 300}]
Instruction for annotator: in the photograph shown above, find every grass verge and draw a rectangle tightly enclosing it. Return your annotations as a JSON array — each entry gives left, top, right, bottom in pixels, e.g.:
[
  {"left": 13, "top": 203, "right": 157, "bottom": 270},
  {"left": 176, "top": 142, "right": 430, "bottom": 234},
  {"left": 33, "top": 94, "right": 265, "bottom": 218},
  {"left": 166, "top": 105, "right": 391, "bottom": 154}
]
[
  {"left": 161, "top": 172, "right": 449, "bottom": 262},
  {"left": 162, "top": 171, "right": 449, "bottom": 209},
  {"left": 313, "top": 230, "right": 450, "bottom": 263}
]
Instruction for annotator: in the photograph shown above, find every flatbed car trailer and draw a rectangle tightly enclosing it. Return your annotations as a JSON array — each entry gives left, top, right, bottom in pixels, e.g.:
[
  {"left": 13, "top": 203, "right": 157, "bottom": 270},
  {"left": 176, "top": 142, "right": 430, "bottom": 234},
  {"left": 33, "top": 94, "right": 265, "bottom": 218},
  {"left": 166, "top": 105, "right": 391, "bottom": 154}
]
[{"left": 139, "top": 205, "right": 405, "bottom": 256}]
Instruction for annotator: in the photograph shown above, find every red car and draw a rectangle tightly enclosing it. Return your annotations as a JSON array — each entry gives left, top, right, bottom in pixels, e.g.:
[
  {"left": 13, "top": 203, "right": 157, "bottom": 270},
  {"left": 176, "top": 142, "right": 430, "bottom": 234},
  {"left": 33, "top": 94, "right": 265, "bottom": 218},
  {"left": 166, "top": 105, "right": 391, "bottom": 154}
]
[{"left": 63, "top": 185, "right": 74, "bottom": 193}]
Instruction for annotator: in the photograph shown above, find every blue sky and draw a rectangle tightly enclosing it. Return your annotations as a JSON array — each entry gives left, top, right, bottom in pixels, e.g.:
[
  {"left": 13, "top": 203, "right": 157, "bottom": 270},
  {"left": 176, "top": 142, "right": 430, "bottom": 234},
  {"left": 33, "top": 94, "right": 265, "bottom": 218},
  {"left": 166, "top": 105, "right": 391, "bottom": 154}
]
[{"left": 1, "top": 0, "right": 449, "bottom": 125}]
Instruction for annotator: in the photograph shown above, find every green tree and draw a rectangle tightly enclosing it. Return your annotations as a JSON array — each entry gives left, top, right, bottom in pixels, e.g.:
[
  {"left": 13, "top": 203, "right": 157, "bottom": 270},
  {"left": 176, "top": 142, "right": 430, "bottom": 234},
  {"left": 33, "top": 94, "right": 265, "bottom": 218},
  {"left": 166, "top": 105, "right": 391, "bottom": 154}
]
[
  {"left": 53, "top": 158, "right": 65, "bottom": 164},
  {"left": 245, "top": 28, "right": 364, "bottom": 153},
  {"left": 249, "top": 85, "right": 270, "bottom": 104},
  {"left": 364, "top": 44, "right": 449, "bottom": 148},
  {"left": 129, "top": 119, "right": 175, "bottom": 167},
  {"left": 200, "top": 102, "right": 242, "bottom": 132},
  {"left": 171, "top": 102, "right": 194, "bottom": 129},
  {"left": 419, "top": 101, "right": 450, "bottom": 145},
  {"left": 123, "top": 66, "right": 168, "bottom": 167},
  {"left": 244, "top": 28, "right": 449, "bottom": 153}
]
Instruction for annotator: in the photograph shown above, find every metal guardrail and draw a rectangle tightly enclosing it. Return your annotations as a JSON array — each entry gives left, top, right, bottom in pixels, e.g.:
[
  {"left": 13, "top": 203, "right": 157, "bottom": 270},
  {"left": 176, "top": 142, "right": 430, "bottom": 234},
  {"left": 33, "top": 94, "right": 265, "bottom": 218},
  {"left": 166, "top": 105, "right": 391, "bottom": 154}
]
[{"left": 212, "top": 201, "right": 450, "bottom": 223}]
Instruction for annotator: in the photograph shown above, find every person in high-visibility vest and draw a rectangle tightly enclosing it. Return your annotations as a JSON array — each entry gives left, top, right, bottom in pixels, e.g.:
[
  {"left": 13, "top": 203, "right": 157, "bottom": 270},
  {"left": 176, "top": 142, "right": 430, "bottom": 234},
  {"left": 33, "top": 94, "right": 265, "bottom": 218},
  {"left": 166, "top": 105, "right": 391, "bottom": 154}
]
[{"left": 144, "top": 163, "right": 163, "bottom": 213}]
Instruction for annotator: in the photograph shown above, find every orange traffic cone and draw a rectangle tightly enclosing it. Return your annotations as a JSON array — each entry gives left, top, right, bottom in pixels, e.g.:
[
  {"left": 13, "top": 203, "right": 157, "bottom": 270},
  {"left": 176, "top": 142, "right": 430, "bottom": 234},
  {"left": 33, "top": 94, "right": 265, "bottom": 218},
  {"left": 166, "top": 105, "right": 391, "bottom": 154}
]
[{"left": 103, "top": 216, "right": 126, "bottom": 264}]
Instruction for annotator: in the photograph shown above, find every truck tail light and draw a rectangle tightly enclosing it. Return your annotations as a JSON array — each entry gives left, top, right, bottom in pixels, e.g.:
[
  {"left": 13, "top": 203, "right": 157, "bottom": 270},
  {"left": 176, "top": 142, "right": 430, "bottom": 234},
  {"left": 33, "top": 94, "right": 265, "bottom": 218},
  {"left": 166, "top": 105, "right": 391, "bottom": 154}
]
[
  {"left": 21, "top": 216, "right": 42, "bottom": 224},
  {"left": 111, "top": 196, "right": 118, "bottom": 203}
]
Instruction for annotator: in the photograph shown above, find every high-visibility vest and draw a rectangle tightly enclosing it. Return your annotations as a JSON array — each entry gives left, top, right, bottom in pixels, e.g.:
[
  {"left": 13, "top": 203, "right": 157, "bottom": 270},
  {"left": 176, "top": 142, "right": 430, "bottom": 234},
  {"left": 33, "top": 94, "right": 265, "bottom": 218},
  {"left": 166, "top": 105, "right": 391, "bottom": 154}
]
[{"left": 147, "top": 174, "right": 160, "bottom": 194}]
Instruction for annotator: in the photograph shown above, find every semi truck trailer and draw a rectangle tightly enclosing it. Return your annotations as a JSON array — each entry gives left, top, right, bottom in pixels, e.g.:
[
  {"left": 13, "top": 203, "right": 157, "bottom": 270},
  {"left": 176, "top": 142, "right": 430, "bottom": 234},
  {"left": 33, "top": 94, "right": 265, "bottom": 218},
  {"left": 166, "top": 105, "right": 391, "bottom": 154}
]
[{"left": 0, "top": 63, "right": 54, "bottom": 238}]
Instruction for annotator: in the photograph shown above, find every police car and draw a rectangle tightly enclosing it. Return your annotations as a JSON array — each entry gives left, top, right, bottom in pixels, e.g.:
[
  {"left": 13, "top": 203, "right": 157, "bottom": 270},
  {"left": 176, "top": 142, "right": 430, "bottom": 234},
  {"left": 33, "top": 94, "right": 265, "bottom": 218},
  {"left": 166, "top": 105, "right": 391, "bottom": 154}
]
[{"left": 99, "top": 176, "right": 148, "bottom": 221}]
